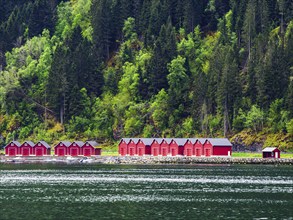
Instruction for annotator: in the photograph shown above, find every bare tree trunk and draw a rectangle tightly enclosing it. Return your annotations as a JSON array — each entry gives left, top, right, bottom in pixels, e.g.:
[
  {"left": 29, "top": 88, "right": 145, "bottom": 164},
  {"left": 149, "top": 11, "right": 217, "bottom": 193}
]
[
  {"left": 60, "top": 94, "right": 65, "bottom": 125},
  {"left": 248, "top": 22, "right": 251, "bottom": 60},
  {"left": 280, "top": 9, "right": 284, "bottom": 34},
  {"left": 45, "top": 91, "right": 47, "bottom": 129},
  {"left": 223, "top": 97, "right": 229, "bottom": 137}
]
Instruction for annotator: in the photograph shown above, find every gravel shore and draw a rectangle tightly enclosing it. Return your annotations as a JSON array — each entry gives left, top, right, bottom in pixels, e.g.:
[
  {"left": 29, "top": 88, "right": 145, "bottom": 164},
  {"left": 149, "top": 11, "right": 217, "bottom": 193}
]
[{"left": 1, "top": 155, "right": 293, "bottom": 165}]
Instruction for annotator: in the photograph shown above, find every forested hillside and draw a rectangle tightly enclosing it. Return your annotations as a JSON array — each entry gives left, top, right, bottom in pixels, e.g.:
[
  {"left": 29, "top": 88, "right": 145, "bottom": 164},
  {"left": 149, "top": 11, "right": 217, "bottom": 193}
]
[{"left": 0, "top": 0, "right": 292, "bottom": 150}]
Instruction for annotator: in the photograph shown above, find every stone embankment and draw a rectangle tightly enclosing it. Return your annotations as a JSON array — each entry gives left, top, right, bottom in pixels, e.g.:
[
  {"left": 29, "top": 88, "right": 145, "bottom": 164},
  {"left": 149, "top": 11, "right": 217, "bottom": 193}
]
[
  {"left": 103, "top": 156, "right": 293, "bottom": 165},
  {"left": 1, "top": 155, "right": 293, "bottom": 165}
]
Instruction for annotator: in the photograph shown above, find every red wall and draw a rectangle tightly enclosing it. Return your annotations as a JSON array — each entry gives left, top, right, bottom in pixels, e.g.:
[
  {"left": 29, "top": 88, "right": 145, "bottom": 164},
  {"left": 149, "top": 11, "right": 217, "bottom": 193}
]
[
  {"left": 5, "top": 145, "right": 18, "bottom": 156},
  {"left": 34, "top": 146, "right": 47, "bottom": 156},
  {"left": 151, "top": 142, "right": 160, "bottom": 156},
  {"left": 184, "top": 142, "right": 193, "bottom": 156},
  {"left": 160, "top": 141, "right": 169, "bottom": 156},
  {"left": 145, "top": 146, "right": 151, "bottom": 155},
  {"left": 55, "top": 144, "right": 67, "bottom": 156},
  {"left": 263, "top": 150, "right": 280, "bottom": 158},
  {"left": 194, "top": 143, "right": 202, "bottom": 156},
  {"left": 95, "top": 148, "right": 101, "bottom": 155},
  {"left": 137, "top": 141, "right": 146, "bottom": 156},
  {"left": 82, "top": 146, "right": 94, "bottom": 156},
  {"left": 68, "top": 146, "right": 80, "bottom": 156},
  {"left": 169, "top": 141, "right": 178, "bottom": 156},
  {"left": 128, "top": 141, "right": 136, "bottom": 156},
  {"left": 203, "top": 141, "right": 213, "bottom": 157},
  {"left": 213, "top": 146, "right": 232, "bottom": 156},
  {"left": 119, "top": 141, "right": 127, "bottom": 156},
  {"left": 20, "top": 143, "right": 33, "bottom": 156}
]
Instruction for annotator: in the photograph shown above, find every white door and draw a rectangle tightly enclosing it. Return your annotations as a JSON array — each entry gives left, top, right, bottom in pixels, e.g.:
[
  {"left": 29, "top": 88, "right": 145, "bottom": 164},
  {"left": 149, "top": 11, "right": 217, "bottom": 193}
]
[{"left": 275, "top": 152, "right": 278, "bottom": 158}]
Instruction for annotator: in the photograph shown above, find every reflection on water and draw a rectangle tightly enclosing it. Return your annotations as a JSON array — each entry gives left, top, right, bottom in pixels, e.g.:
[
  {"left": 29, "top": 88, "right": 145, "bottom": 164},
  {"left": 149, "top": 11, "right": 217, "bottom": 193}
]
[{"left": 0, "top": 164, "right": 292, "bottom": 219}]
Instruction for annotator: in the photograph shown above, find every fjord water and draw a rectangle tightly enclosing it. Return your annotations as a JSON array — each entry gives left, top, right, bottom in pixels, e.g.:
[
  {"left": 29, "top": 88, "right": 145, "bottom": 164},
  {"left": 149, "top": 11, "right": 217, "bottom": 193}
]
[{"left": 0, "top": 164, "right": 292, "bottom": 219}]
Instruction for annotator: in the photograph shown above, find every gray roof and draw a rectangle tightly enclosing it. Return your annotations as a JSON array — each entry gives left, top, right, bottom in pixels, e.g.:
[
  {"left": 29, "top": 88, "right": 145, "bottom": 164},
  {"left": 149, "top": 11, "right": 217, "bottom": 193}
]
[
  {"left": 36, "top": 141, "right": 51, "bottom": 149},
  {"left": 130, "top": 138, "right": 140, "bottom": 144},
  {"left": 153, "top": 138, "right": 164, "bottom": 144},
  {"left": 262, "top": 147, "right": 279, "bottom": 152},
  {"left": 162, "top": 138, "right": 173, "bottom": 144},
  {"left": 4, "top": 141, "right": 21, "bottom": 148},
  {"left": 72, "top": 141, "right": 85, "bottom": 147},
  {"left": 178, "top": 138, "right": 207, "bottom": 145},
  {"left": 120, "top": 137, "right": 231, "bottom": 146},
  {"left": 197, "top": 138, "right": 207, "bottom": 144},
  {"left": 57, "top": 141, "right": 72, "bottom": 147},
  {"left": 22, "top": 141, "right": 35, "bottom": 146},
  {"left": 121, "top": 138, "right": 131, "bottom": 144},
  {"left": 173, "top": 138, "right": 188, "bottom": 146},
  {"left": 85, "top": 141, "right": 100, "bottom": 147},
  {"left": 207, "top": 138, "right": 232, "bottom": 146},
  {"left": 138, "top": 138, "right": 154, "bottom": 145},
  {"left": 188, "top": 138, "right": 198, "bottom": 144},
  {"left": 120, "top": 138, "right": 141, "bottom": 144}
]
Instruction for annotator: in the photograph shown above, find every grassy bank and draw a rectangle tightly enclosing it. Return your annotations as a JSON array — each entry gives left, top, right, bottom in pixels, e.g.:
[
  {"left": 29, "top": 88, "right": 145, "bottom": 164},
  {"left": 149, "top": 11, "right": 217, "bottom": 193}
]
[
  {"left": 101, "top": 151, "right": 119, "bottom": 156},
  {"left": 233, "top": 152, "right": 293, "bottom": 159}
]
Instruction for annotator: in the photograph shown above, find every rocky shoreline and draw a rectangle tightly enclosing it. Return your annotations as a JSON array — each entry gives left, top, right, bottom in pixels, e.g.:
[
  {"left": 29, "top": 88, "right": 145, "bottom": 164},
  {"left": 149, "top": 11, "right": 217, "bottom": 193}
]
[{"left": 1, "top": 155, "right": 293, "bottom": 165}]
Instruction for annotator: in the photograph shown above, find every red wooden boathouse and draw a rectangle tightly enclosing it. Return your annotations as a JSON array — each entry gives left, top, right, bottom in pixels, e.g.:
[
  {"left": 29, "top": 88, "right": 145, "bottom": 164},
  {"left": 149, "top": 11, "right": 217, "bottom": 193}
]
[
  {"left": 160, "top": 138, "right": 172, "bottom": 156},
  {"left": 119, "top": 138, "right": 130, "bottom": 156},
  {"left": 33, "top": 141, "right": 51, "bottom": 156},
  {"left": 151, "top": 138, "right": 163, "bottom": 156},
  {"left": 68, "top": 141, "right": 84, "bottom": 156},
  {"left": 54, "top": 141, "right": 71, "bottom": 156},
  {"left": 82, "top": 141, "right": 101, "bottom": 156},
  {"left": 183, "top": 139, "right": 195, "bottom": 156},
  {"left": 128, "top": 138, "right": 139, "bottom": 156},
  {"left": 4, "top": 141, "right": 21, "bottom": 156},
  {"left": 20, "top": 141, "right": 34, "bottom": 156},
  {"left": 193, "top": 138, "right": 206, "bottom": 156},
  {"left": 262, "top": 147, "right": 280, "bottom": 158}
]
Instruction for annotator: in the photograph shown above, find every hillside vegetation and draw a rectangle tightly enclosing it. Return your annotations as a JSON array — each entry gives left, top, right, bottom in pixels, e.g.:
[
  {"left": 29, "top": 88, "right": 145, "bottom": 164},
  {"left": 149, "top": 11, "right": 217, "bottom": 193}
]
[{"left": 0, "top": 0, "right": 292, "bottom": 150}]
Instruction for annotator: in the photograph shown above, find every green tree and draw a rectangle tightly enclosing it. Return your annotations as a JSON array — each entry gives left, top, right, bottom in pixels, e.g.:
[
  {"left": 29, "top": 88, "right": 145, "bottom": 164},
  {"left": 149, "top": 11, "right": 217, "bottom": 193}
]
[{"left": 245, "top": 105, "right": 265, "bottom": 132}]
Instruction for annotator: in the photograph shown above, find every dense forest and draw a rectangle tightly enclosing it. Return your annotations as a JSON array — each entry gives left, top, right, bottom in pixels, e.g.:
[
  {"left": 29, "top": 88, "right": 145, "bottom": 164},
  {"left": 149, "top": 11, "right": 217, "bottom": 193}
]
[{"left": 0, "top": 0, "right": 292, "bottom": 150}]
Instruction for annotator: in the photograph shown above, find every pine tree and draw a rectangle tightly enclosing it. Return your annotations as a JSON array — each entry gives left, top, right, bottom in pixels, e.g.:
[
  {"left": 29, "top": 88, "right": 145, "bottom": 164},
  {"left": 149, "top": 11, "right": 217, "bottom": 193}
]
[
  {"left": 91, "top": 0, "right": 112, "bottom": 60},
  {"left": 147, "top": 19, "right": 177, "bottom": 97}
]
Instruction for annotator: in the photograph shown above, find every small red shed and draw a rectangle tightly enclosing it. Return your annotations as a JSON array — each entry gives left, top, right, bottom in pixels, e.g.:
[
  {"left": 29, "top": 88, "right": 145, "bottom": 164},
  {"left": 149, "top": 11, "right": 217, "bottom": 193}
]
[
  {"left": 54, "top": 141, "right": 71, "bottom": 156},
  {"left": 262, "top": 147, "right": 280, "bottom": 158},
  {"left": 128, "top": 138, "right": 139, "bottom": 156},
  {"left": 203, "top": 139, "right": 213, "bottom": 157},
  {"left": 82, "top": 141, "right": 101, "bottom": 156},
  {"left": 68, "top": 141, "right": 84, "bottom": 157},
  {"left": 184, "top": 139, "right": 194, "bottom": 156},
  {"left": 33, "top": 141, "right": 51, "bottom": 156},
  {"left": 169, "top": 139, "right": 179, "bottom": 156},
  {"left": 193, "top": 138, "right": 206, "bottom": 156},
  {"left": 160, "top": 138, "right": 172, "bottom": 156},
  {"left": 20, "top": 141, "right": 34, "bottom": 156},
  {"left": 4, "top": 141, "right": 21, "bottom": 156},
  {"left": 119, "top": 138, "right": 130, "bottom": 156},
  {"left": 150, "top": 138, "right": 162, "bottom": 156}
]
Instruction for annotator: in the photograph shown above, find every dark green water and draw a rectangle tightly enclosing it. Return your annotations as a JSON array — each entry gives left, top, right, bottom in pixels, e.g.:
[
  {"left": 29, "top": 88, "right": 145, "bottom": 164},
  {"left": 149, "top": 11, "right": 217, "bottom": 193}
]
[{"left": 0, "top": 164, "right": 292, "bottom": 219}]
